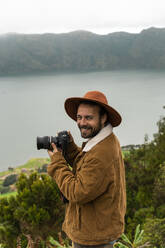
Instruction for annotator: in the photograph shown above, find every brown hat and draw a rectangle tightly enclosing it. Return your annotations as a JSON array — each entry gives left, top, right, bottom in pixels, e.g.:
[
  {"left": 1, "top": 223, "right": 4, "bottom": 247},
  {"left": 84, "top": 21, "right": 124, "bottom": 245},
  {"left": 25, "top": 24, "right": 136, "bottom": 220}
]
[{"left": 64, "top": 91, "right": 122, "bottom": 127}]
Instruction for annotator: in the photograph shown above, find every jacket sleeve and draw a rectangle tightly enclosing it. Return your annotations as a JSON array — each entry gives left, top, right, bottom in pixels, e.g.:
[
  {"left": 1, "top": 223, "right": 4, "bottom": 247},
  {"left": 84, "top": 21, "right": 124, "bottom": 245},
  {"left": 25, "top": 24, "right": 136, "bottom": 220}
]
[
  {"left": 47, "top": 151, "right": 113, "bottom": 204},
  {"left": 65, "top": 141, "right": 81, "bottom": 167}
]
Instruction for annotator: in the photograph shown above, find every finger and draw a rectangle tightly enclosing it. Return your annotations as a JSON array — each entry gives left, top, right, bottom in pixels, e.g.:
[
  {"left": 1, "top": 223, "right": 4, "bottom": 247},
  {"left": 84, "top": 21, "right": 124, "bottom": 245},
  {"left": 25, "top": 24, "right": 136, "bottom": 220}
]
[
  {"left": 51, "top": 143, "right": 58, "bottom": 152},
  {"left": 47, "top": 149, "right": 53, "bottom": 157}
]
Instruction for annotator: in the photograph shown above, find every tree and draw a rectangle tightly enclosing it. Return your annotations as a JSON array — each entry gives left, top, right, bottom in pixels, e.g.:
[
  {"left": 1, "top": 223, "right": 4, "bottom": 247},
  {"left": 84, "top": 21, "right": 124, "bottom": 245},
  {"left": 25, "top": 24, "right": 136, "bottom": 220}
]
[
  {"left": 124, "top": 111, "right": 165, "bottom": 240},
  {"left": 142, "top": 218, "right": 165, "bottom": 247},
  {"left": 0, "top": 172, "right": 65, "bottom": 248},
  {"left": 3, "top": 174, "right": 18, "bottom": 187}
]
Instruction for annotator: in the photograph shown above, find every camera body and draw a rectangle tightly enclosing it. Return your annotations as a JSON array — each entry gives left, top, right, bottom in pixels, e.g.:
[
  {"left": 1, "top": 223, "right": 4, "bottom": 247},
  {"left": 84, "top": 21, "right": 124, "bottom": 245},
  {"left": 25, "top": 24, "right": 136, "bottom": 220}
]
[{"left": 37, "top": 131, "right": 70, "bottom": 151}]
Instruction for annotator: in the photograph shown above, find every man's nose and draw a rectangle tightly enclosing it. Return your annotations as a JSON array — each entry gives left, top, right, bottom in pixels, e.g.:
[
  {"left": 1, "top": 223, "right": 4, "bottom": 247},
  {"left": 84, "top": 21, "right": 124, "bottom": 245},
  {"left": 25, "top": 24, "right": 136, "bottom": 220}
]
[{"left": 80, "top": 117, "right": 87, "bottom": 126}]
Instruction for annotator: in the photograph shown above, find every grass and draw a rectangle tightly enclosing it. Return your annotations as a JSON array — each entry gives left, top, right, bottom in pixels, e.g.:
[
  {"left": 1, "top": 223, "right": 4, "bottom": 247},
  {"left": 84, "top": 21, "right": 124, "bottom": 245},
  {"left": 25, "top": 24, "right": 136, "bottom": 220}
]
[
  {"left": 17, "top": 157, "right": 50, "bottom": 170},
  {"left": 0, "top": 170, "right": 12, "bottom": 178},
  {"left": 0, "top": 157, "right": 50, "bottom": 198},
  {"left": 0, "top": 191, "right": 17, "bottom": 199},
  {"left": 0, "top": 157, "right": 50, "bottom": 178},
  {"left": 122, "top": 150, "right": 130, "bottom": 159}
]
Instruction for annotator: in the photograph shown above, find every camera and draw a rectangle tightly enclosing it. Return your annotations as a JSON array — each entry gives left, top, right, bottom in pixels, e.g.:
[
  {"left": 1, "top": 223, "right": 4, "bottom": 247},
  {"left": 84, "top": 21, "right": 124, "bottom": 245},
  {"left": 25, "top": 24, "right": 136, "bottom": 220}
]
[
  {"left": 37, "top": 131, "right": 70, "bottom": 151},
  {"left": 37, "top": 130, "right": 70, "bottom": 204}
]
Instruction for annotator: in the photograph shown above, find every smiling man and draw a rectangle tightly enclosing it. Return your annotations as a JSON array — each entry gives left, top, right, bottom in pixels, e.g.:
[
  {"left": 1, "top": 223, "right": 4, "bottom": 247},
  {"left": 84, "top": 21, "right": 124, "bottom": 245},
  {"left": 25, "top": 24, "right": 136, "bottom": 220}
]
[
  {"left": 47, "top": 91, "right": 126, "bottom": 248},
  {"left": 77, "top": 101, "right": 107, "bottom": 139}
]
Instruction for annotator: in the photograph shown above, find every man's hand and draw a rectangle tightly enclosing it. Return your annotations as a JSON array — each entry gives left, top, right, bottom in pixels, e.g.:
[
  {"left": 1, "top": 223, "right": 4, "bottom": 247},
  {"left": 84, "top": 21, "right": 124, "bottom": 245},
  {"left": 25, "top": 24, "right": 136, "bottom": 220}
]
[
  {"left": 47, "top": 131, "right": 73, "bottom": 159},
  {"left": 47, "top": 143, "right": 61, "bottom": 159}
]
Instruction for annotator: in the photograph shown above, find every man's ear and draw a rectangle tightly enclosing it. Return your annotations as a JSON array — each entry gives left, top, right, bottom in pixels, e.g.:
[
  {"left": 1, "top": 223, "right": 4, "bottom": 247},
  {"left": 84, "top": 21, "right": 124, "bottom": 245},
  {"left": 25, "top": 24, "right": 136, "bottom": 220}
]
[{"left": 101, "top": 113, "right": 107, "bottom": 126}]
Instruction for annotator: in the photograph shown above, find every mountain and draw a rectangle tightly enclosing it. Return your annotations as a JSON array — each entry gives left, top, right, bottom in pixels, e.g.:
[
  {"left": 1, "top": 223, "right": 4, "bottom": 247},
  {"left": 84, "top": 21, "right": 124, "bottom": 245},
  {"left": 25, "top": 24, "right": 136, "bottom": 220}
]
[{"left": 0, "top": 27, "right": 165, "bottom": 75}]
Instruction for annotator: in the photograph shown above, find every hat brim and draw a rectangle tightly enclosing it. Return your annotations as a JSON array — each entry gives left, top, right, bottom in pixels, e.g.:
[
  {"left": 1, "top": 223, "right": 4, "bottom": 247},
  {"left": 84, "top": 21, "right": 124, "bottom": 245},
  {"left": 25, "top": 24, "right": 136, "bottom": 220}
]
[{"left": 64, "top": 97, "right": 122, "bottom": 127}]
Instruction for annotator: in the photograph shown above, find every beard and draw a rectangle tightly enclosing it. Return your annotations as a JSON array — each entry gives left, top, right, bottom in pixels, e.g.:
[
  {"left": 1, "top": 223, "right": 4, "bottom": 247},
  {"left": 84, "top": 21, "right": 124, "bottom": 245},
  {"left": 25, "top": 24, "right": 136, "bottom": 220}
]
[{"left": 78, "top": 119, "right": 102, "bottom": 139}]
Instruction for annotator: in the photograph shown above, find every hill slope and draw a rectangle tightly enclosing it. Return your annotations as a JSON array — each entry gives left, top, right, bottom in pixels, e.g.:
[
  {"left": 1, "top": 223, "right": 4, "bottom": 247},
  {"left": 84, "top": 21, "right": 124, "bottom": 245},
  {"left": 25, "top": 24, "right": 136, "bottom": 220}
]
[{"left": 0, "top": 27, "right": 165, "bottom": 75}]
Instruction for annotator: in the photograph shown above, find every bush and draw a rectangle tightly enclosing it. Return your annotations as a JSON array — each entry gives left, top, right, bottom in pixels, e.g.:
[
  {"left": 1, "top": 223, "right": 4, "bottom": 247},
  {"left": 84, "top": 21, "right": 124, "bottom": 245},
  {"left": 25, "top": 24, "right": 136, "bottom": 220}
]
[
  {"left": 142, "top": 218, "right": 165, "bottom": 247},
  {"left": 124, "top": 112, "right": 165, "bottom": 240},
  {"left": 0, "top": 172, "right": 65, "bottom": 247},
  {"left": 0, "top": 185, "right": 11, "bottom": 194},
  {"left": 37, "top": 164, "right": 48, "bottom": 173},
  {"left": 0, "top": 196, "right": 20, "bottom": 248},
  {"left": 3, "top": 174, "right": 18, "bottom": 187}
]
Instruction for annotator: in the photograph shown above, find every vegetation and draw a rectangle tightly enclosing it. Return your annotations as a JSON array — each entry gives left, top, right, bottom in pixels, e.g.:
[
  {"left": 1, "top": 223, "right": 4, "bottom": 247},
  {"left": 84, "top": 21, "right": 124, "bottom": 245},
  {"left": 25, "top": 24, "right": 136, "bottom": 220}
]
[
  {"left": 0, "top": 110, "right": 165, "bottom": 247},
  {"left": 114, "top": 224, "right": 150, "bottom": 248},
  {"left": 0, "top": 158, "right": 50, "bottom": 178},
  {"left": 3, "top": 174, "right": 17, "bottom": 187},
  {"left": 1, "top": 27, "right": 165, "bottom": 76},
  {"left": 0, "top": 173, "right": 64, "bottom": 248},
  {"left": 0, "top": 191, "right": 17, "bottom": 199},
  {"left": 124, "top": 110, "right": 165, "bottom": 247},
  {"left": 0, "top": 186, "right": 11, "bottom": 195}
]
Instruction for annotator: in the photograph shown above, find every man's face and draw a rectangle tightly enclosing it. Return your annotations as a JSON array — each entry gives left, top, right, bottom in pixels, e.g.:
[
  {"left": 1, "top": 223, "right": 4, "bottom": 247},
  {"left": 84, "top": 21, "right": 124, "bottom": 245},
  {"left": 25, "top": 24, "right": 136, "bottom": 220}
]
[{"left": 77, "top": 103, "right": 106, "bottom": 139}]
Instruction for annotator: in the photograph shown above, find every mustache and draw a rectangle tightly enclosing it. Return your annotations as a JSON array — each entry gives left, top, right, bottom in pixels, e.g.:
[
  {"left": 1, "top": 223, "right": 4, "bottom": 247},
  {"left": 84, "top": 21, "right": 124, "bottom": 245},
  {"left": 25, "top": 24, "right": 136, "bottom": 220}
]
[{"left": 79, "top": 125, "right": 91, "bottom": 130}]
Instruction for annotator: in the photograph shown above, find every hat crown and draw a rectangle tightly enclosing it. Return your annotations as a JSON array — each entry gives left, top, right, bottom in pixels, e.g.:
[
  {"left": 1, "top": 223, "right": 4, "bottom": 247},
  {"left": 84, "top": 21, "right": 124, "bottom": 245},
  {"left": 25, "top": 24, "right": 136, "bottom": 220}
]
[
  {"left": 83, "top": 91, "right": 108, "bottom": 105},
  {"left": 64, "top": 90, "right": 122, "bottom": 127}
]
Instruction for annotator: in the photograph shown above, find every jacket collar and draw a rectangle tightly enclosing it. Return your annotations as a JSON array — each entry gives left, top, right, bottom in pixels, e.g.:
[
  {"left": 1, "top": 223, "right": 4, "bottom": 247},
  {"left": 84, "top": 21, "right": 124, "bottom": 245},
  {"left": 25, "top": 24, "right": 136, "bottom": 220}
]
[{"left": 82, "top": 124, "right": 113, "bottom": 152}]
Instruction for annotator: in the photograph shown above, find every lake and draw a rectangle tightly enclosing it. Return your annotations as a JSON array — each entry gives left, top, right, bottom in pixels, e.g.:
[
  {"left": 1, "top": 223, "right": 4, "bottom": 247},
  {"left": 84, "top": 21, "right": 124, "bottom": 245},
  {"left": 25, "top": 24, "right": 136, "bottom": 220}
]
[{"left": 0, "top": 70, "right": 165, "bottom": 172}]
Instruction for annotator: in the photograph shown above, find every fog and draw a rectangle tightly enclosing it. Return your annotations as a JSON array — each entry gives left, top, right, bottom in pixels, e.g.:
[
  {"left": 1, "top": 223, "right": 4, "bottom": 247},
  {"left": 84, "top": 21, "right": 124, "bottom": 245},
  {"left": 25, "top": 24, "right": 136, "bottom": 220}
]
[{"left": 0, "top": 0, "right": 165, "bottom": 34}]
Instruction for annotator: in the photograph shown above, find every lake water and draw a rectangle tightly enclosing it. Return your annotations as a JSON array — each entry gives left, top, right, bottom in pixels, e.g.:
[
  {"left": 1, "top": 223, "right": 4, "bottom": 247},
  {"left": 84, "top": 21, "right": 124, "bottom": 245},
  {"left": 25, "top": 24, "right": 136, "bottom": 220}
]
[{"left": 0, "top": 70, "right": 165, "bottom": 172}]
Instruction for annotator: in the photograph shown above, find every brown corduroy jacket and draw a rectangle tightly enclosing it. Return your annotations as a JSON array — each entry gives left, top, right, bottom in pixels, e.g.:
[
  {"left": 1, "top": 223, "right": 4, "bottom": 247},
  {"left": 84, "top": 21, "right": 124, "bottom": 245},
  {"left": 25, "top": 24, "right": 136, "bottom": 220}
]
[{"left": 47, "top": 132, "right": 126, "bottom": 245}]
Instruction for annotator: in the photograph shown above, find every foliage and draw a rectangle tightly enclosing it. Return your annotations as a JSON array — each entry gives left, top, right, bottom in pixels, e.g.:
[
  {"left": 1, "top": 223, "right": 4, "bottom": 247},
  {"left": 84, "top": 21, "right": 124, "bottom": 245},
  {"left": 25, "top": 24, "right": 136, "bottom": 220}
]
[
  {"left": 0, "top": 196, "right": 20, "bottom": 248},
  {"left": 48, "top": 236, "right": 71, "bottom": 248},
  {"left": 114, "top": 225, "right": 150, "bottom": 248},
  {"left": 17, "top": 158, "right": 50, "bottom": 170},
  {"left": 124, "top": 112, "right": 165, "bottom": 243},
  {"left": 37, "top": 164, "right": 48, "bottom": 173},
  {"left": 0, "top": 172, "right": 65, "bottom": 247},
  {"left": 0, "top": 191, "right": 17, "bottom": 199},
  {"left": 0, "top": 186, "right": 11, "bottom": 194},
  {"left": 142, "top": 218, "right": 165, "bottom": 248},
  {"left": 1, "top": 27, "right": 165, "bottom": 76},
  {"left": 3, "top": 174, "right": 17, "bottom": 187},
  {"left": 0, "top": 158, "right": 50, "bottom": 178}
]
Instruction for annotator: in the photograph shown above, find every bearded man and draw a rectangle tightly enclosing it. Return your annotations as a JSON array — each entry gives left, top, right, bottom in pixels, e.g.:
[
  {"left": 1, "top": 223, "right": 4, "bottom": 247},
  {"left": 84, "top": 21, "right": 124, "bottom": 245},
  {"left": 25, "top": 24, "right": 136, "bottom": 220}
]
[{"left": 47, "top": 91, "right": 126, "bottom": 248}]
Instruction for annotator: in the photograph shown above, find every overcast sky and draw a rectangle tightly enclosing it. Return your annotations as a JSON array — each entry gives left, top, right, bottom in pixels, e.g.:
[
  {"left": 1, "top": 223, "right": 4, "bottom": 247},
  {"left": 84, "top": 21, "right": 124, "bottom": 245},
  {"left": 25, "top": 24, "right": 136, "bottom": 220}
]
[{"left": 0, "top": 0, "right": 165, "bottom": 35}]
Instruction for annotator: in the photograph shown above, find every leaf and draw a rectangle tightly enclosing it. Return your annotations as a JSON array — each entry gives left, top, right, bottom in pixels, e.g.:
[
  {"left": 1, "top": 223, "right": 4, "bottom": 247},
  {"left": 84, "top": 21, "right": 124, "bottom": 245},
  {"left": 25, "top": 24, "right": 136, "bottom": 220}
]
[
  {"left": 121, "top": 233, "right": 132, "bottom": 245},
  {"left": 49, "top": 236, "right": 65, "bottom": 248},
  {"left": 134, "top": 224, "right": 141, "bottom": 242},
  {"left": 114, "top": 241, "right": 130, "bottom": 248},
  {"left": 135, "top": 230, "right": 144, "bottom": 244}
]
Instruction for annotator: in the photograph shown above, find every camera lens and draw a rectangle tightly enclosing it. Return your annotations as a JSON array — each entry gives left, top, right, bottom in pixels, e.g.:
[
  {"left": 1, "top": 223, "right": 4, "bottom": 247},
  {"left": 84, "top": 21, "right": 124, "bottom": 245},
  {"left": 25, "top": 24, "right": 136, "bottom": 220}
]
[{"left": 37, "top": 136, "right": 51, "bottom": 150}]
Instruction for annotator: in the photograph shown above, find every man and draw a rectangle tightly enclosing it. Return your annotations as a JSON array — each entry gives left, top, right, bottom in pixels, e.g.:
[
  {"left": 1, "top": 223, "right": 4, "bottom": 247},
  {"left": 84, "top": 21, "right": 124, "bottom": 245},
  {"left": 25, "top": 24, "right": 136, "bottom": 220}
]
[{"left": 47, "top": 91, "right": 126, "bottom": 248}]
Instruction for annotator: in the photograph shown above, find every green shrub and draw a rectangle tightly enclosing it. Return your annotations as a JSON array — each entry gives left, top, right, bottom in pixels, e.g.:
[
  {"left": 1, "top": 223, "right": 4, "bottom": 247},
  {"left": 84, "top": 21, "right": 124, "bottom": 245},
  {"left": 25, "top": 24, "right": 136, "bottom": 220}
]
[
  {"left": 0, "top": 172, "right": 65, "bottom": 247},
  {"left": 0, "top": 185, "right": 10, "bottom": 194},
  {"left": 37, "top": 164, "right": 48, "bottom": 173},
  {"left": 114, "top": 224, "right": 149, "bottom": 248},
  {"left": 0, "top": 196, "right": 20, "bottom": 248},
  {"left": 3, "top": 174, "right": 17, "bottom": 187},
  {"left": 142, "top": 218, "right": 165, "bottom": 247},
  {"left": 124, "top": 112, "right": 165, "bottom": 240}
]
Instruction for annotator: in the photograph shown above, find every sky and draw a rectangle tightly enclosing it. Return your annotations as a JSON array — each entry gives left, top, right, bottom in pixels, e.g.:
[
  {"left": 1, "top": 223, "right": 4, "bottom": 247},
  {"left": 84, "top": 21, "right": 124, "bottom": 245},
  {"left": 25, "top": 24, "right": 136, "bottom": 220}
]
[{"left": 0, "top": 0, "right": 165, "bottom": 35}]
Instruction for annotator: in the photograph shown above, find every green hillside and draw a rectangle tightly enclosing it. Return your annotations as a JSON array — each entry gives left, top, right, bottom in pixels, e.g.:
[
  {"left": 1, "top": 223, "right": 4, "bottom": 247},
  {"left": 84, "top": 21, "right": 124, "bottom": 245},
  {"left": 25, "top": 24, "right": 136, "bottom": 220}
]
[{"left": 1, "top": 27, "right": 165, "bottom": 75}]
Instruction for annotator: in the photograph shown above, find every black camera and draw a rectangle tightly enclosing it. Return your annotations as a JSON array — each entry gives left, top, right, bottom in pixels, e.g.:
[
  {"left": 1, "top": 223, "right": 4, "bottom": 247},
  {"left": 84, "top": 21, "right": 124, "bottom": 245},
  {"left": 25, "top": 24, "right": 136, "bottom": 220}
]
[{"left": 37, "top": 131, "right": 70, "bottom": 151}]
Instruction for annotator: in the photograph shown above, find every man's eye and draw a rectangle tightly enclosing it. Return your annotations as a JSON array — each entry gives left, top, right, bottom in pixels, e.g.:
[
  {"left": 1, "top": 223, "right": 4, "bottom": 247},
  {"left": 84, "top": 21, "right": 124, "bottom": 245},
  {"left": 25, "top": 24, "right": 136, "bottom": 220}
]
[
  {"left": 86, "top": 116, "right": 92, "bottom": 120},
  {"left": 77, "top": 116, "right": 81, "bottom": 120}
]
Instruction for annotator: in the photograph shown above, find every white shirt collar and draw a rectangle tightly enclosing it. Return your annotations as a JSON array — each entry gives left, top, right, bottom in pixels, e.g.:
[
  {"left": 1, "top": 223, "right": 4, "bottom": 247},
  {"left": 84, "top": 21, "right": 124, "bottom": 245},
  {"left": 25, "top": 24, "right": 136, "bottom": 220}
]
[{"left": 82, "top": 124, "right": 113, "bottom": 152}]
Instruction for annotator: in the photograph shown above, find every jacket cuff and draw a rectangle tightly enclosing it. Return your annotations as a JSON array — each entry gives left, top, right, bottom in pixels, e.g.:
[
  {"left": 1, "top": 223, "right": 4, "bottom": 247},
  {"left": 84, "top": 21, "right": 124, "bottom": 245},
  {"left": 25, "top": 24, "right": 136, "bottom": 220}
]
[{"left": 47, "top": 152, "right": 66, "bottom": 177}]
